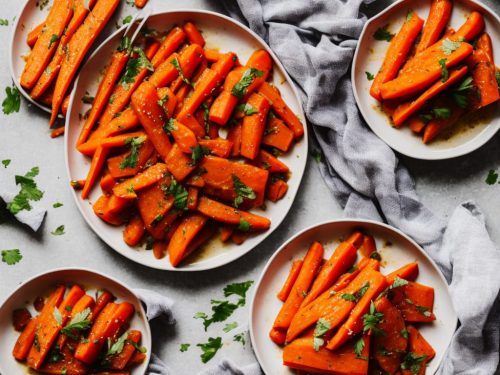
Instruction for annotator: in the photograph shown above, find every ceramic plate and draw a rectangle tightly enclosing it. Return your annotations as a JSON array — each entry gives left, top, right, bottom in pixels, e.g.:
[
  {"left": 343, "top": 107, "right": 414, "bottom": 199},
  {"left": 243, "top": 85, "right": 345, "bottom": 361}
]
[
  {"left": 0, "top": 268, "right": 151, "bottom": 374},
  {"left": 250, "top": 219, "right": 457, "bottom": 374},
  {"left": 65, "top": 10, "right": 308, "bottom": 271},
  {"left": 352, "top": 0, "right": 500, "bottom": 160}
]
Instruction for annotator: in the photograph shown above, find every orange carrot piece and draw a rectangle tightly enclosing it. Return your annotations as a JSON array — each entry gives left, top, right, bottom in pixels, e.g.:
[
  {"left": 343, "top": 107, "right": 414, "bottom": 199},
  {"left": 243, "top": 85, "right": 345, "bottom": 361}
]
[
  {"left": 185, "top": 221, "right": 218, "bottom": 257},
  {"left": 454, "top": 11, "right": 485, "bottom": 42},
  {"left": 227, "top": 121, "right": 243, "bottom": 156},
  {"left": 136, "top": 178, "right": 174, "bottom": 227},
  {"left": 107, "top": 194, "right": 130, "bottom": 216},
  {"left": 277, "top": 260, "right": 304, "bottom": 302},
  {"left": 302, "top": 241, "right": 358, "bottom": 307},
  {"left": 254, "top": 150, "right": 289, "bottom": 174},
  {"left": 89, "top": 290, "right": 115, "bottom": 321},
  {"left": 55, "top": 294, "right": 96, "bottom": 350},
  {"left": 123, "top": 215, "right": 146, "bottom": 246},
  {"left": 153, "top": 241, "right": 167, "bottom": 259},
  {"left": 81, "top": 145, "right": 109, "bottom": 199},
  {"left": 27, "top": 22, "right": 45, "bottom": 48},
  {"left": 416, "top": 0, "right": 453, "bottom": 53},
  {"left": 38, "top": 346, "right": 88, "bottom": 374},
  {"left": 167, "top": 213, "right": 208, "bottom": 266},
  {"left": 370, "top": 11, "right": 424, "bottom": 101},
  {"left": 204, "top": 48, "right": 221, "bottom": 62},
  {"left": 93, "top": 194, "right": 124, "bottom": 225},
  {"left": 257, "top": 82, "right": 304, "bottom": 139},
  {"left": 392, "top": 65, "right": 468, "bottom": 127},
  {"left": 220, "top": 225, "right": 234, "bottom": 242},
  {"left": 422, "top": 101, "right": 465, "bottom": 143},
  {"left": 151, "top": 27, "right": 186, "bottom": 68},
  {"left": 272, "top": 242, "right": 324, "bottom": 330},
  {"left": 177, "top": 68, "right": 221, "bottom": 119},
  {"left": 20, "top": 0, "right": 74, "bottom": 90},
  {"left": 183, "top": 22, "right": 205, "bottom": 46},
  {"left": 77, "top": 130, "right": 146, "bottom": 156},
  {"left": 269, "top": 327, "right": 287, "bottom": 346},
  {"left": 199, "top": 138, "right": 233, "bottom": 158},
  {"left": 197, "top": 196, "right": 271, "bottom": 230},
  {"left": 131, "top": 82, "right": 172, "bottom": 159},
  {"left": 476, "top": 33, "right": 493, "bottom": 62},
  {"left": 390, "top": 281, "right": 436, "bottom": 323},
  {"left": 165, "top": 143, "right": 196, "bottom": 181},
  {"left": 112, "top": 163, "right": 169, "bottom": 199},
  {"left": 109, "top": 330, "right": 142, "bottom": 370},
  {"left": 408, "top": 116, "right": 427, "bottom": 134},
  {"left": 134, "top": 0, "right": 148, "bottom": 8},
  {"left": 469, "top": 48, "right": 500, "bottom": 109},
  {"left": 147, "top": 210, "right": 180, "bottom": 240},
  {"left": 240, "top": 93, "right": 271, "bottom": 160},
  {"left": 50, "top": 127, "right": 65, "bottom": 138},
  {"left": 169, "top": 119, "right": 198, "bottom": 153},
  {"left": 386, "top": 262, "right": 419, "bottom": 284},
  {"left": 359, "top": 234, "right": 376, "bottom": 258},
  {"left": 208, "top": 68, "right": 245, "bottom": 125},
  {"left": 266, "top": 178, "right": 288, "bottom": 202},
  {"left": 231, "top": 231, "right": 248, "bottom": 245},
  {"left": 211, "top": 52, "right": 237, "bottom": 80},
  {"left": 50, "top": 0, "right": 121, "bottom": 126},
  {"left": 402, "top": 326, "right": 436, "bottom": 375},
  {"left": 90, "top": 108, "right": 140, "bottom": 141},
  {"left": 187, "top": 187, "right": 199, "bottom": 210},
  {"left": 262, "top": 117, "right": 294, "bottom": 152},
  {"left": 107, "top": 138, "right": 155, "bottom": 179},
  {"left": 157, "top": 87, "right": 178, "bottom": 119}
]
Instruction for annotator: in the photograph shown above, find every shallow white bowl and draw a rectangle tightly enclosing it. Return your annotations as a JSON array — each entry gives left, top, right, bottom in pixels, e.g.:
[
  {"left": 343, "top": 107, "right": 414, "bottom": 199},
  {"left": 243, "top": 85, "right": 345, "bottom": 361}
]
[
  {"left": 352, "top": 0, "right": 500, "bottom": 160},
  {"left": 0, "top": 268, "right": 151, "bottom": 375},
  {"left": 65, "top": 10, "right": 308, "bottom": 271},
  {"left": 250, "top": 219, "right": 457, "bottom": 375}
]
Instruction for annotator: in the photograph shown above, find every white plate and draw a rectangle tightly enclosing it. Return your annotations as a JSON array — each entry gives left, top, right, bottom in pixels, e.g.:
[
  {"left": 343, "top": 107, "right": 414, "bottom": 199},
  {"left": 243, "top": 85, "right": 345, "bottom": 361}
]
[
  {"left": 0, "top": 268, "right": 151, "bottom": 374},
  {"left": 65, "top": 10, "right": 308, "bottom": 271},
  {"left": 352, "top": 0, "right": 500, "bottom": 160},
  {"left": 250, "top": 219, "right": 457, "bottom": 375}
]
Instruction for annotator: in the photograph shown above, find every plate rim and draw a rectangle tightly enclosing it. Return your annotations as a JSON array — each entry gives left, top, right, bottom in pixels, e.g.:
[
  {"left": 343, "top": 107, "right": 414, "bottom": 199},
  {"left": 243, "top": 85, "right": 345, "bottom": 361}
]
[
  {"left": 248, "top": 218, "right": 458, "bottom": 375},
  {"left": 352, "top": 0, "right": 500, "bottom": 160},
  {"left": 64, "top": 9, "right": 309, "bottom": 272},
  {"left": 0, "top": 266, "right": 152, "bottom": 375}
]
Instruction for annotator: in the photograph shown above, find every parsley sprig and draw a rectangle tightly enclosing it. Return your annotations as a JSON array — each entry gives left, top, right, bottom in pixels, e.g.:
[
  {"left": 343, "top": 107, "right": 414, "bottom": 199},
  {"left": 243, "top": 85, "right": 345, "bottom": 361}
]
[
  {"left": 7, "top": 167, "right": 44, "bottom": 215},
  {"left": 373, "top": 25, "right": 394, "bottom": 42},
  {"left": 401, "top": 352, "right": 427, "bottom": 374},
  {"left": 232, "top": 175, "right": 256, "bottom": 207},
  {"left": 120, "top": 47, "right": 154, "bottom": 88},
  {"left": 1, "top": 249, "right": 22, "bottom": 265},
  {"left": 120, "top": 136, "right": 146, "bottom": 169},
  {"left": 2, "top": 84, "right": 21, "bottom": 114},
  {"left": 161, "top": 178, "right": 188, "bottom": 210},
  {"left": 231, "top": 68, "right": 264, "bottom": 99},
  {"left": 362, "top": 301, "right": 384, "bottom": 336},
  {"left": 313, "top": 318, "right": 330, "bottom": 351},
  {"left": 197, "top": 337, "right": 222, "bottom": 363},
  {"left": 60, "top": 308, "right": 92, "bottom": 340}
]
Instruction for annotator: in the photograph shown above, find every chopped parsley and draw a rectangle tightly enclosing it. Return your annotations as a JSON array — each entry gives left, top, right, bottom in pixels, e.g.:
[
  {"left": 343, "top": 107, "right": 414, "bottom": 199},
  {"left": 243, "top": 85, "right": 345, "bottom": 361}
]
[
  {"left": 197, "top": 337, "right": 222, "bottom": 363},
  {"left": 453, "top": 76, "right": 474, "bottom": 108},
  {"left": 48, "top": 34, "right": 58, "bottom": 49},
  {"left": 419, "top": 114, "right": 433, "bottom": 124},
  {"left": 190, "top": 145, "right": 211, "bottom": 165},
  {"left": 406, "top": 10, "right": 413, "bottom": 21},
  {"left": 117, "top": 36, "right": 131, "bottom": 53},
  {"left": 171, "top": 57, "right": 192, "bottom": 86},
  {"left": 2, "top": 159, "right": 11, "bottom": 168},
  {"left": 7, "top": 167, "right": 44, "bottom": 215},
  {"left": 2, "top": 84, "right": 21, "bottom": 114},
  {"left": 1, "top": 249, "right": 22, "bottom": 265},
  {"left": 223, "top": 322, "right": 238, "bottom": 333},
  {"left": 107, "top": 331, "right": 128, "bottom": 356},
  {"left": 438, "top": 59, "right": 448, "bottom": 82},
  {"left": 401, "top": 352, "right": 427, "bottom": 374},
  {"left": 354, "top": 337, "right": 368, "bottom": 360},
  {"left": 365, "top": 71, "right": 375, "bottom": 81},
  {"left": 401, "top": 328, "right": 409, "bottom": 339},
  {"left": 81, "top": 92, "right": 94, "bottom": 104},
  {"left": 60, "top": 308, "right": 92, "bottom": 339},
  {"left": 432, "top": 107, "right": 451, "bottom": 119},
  {"left": 373, "top": 25, "right": 394, "bottom": 42},
  {"left": 120, "top": 136, "right": 146, "bottom": 169},
  {"left": 0, "top": 19, "right": 8, "bottom": 26},
  {"left": 201, "top": 101, "right": 210, "bottom": 134},
  {"left": 311, "top": 149, "right": 322, "bottom": 162},
  {"left": 53, "top": 202, "right": 63, "bottom": 208},
  {"left": 53, "top": 308, "right": 63, "bottom": 325},
  {"left": 232, "top": 175, "right": 256, "bottom": 207},
  {"left": 122, "top": 15, "right": 133, "bottom": 25},
  {"left": 180, "top": 343, "right": 190, "bottom": 352},
  {"left": 51, "top": 225, "right": 65, "bottom": 236},
  {"left": 441, "top": 39, "right": 462, "bottom": 55},
  {"left": 164, "top": 118, "right": 177, "bottom": 134},
  {"left": 231, "top": 68, "right": 264, "bottom": 99},
  {"left": 120, "top": 47, "right": 154, "bottom": 87},
  {"left": 161, "top": 178, "right": 188, "bottom": 210},
  {"left": 416, "top": 305, "right": 432, "bottom": 317},
  {"left": 485, "top": 169, "right": 498, "bottom": 185},
  {"left": 233, "top": 332, "right": 246, "bottom": 345},
  {"left": 224, "top": 280, "right": 253, "bottom": 306},
  {"left": 362, "top": 300, "right": 384, "bottom": 336},
  {"left": 236, "top": 103, "right": 259, "bottom": 116},
  {"left": 341, "top": 293, "right": 357, "bottom": 302},
  {"left": 238, "top": 218, "right": 251, "bottom": 232},
  {"left": 313, "top": 318, "right": 330, "bottom": 351},
  {"left": 391, "top": 277, "right": 409, "bottom": 289},
  {"left": 496, "top": 71, "right": 500, "bottom": 88}
]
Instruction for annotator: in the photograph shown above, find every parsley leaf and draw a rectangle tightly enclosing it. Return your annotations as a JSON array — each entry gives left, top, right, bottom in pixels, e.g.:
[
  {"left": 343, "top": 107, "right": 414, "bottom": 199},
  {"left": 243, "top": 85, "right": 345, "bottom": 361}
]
[
  {"left": 232, "top": 175, "right": 256, "bottom": 207},
  {"left": 60, "top": 308, "right": 91, "bottom": 339},
  {"left": 223, "top": 280, "right": 253, "bottom": 306},
  {"left": 496, "top": 71, "right": 500, "bottom": 89},
  {"left": 81, "top": 92, "right": 94, "bottom": 104},
  {"left": 485, "top": 169, "right": 498, "bottom": 185},
  {"left": 311, "top": 149, "right": 322, "bottom": 162},
  {"left": 51, "top": 225, "right": 65, "bottom": 236},
  {"left": 120, "top": 136, "right": 146, "bottom": 169},
  {"left": 362, "top": 300, "right": 385, "bottom": 336},
  {"left": 453, "top": 76, "right": 474, "bottom": 108},
  {"left": 198, "top": 337, "right": 223, "bottom": 363},
  {"left": 438, "top": 58, "right": 448, "bottom": 82},
  {"left": 341, "top": 293, "right": 357, "bottom": 302},
  {"left": 365, "top": 71, "right": 375, "bottom": 80},
  {"left": 401, "top": 352, "right": 427, "bottom": 374},
  {"left": 406, "top": 10, "right": 413, "bottom": 21},
  {"left": 432, "top": 107, "right": 451, "bottom": 119},
  {"left": 313, "top": 318, "right": 331, "bottom": 351},
  {"left": 441, "top": 39, "right": 461, "bottom": 55},
  {"left": 164, "top": 118, "right": 177, "bottom": 134},
  {"left": 231, "top": 68, "right": 264, "bottom": 99},
  {"left": 223, "top": 322, "right": 238, "bottom": 333},
  {"left": 53, "top": 308, "right": 63, "bottom": 326},
  {"left": 48, "top": 34, "right": 58, "bottom": 49},
  {"left": 122, "top": 15, "right": 133, "bottom": 25},
  {"left": 2, "top": 84, "right": 21, "bottom": 114},
  {"left": 233, "top": 332, "right": 246, "bottom": 345},
  {"left": 190, "top": 145, "right": 211, "bottom": 165},
  {"left": 107, "top": 331, "right": 128, "bottom": 356},
  {"left": 373, "top": 25, "right": 394, "bottom": 42},
  {"left": 0, "top": 19, "right": 9, "bottom": 26},
  {"left": 201, "top": 101, "right": 210, "bottom": 134},
  {"left": 117, "top": 35, "right": 131, "bottom": 53},
  {"left": 238, "top": 218, "right": 251, "bottom": 232},
  {"left": 419, "top": 114, "right": 433, "bottom": 124},
  {"left": 161, "top": 178, "right": 188, "bottom": 210},
  {"left": 401, "top": 328, "right": 409, "bottom": 339},
  {"left": 53, "top": 202, "right": 63, "bottom": 208},
  {"left": 171, "top": 57, "right": 192, "bottom": 86},
  {"left": 354, "top": 337, "right": 368, "bottom": 360},
  {"left": 2, "top": 159, "right": 11, "bottom": 168},
  {"left": 391, "top": 277, "right": 409, "bottom": 289},
  {"left": 195, "top": 300, "right": 238, "bottom": 331},
  {"left": 236, "top": 103, "right": 259, "bottom": 116},
  {"left": 180, "top": 343, "right": 190, "bottom": 352},
  {"left": 120, "top": 47, "right": 154, "bottom": 88},
  {"left": 416, "top": 305, "right": 432, "bottom": 317},
  {"left": 1, "top": 249, "right": 22, "bottom": 265},
  {"left": 7, "top": 167, "right": 44, "bottom": 215}
]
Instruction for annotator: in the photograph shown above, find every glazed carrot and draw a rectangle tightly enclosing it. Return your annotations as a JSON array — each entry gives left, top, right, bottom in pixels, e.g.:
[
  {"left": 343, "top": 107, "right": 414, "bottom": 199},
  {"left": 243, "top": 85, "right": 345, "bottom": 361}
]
[
  {"left": 134, "top": 0, "right": 148, "bottom": 8},
  {"left": 263, "top": 117, "right": 294, "bottom": 152},
  {"left": 152, "top": 241, "right": 167, "bottom": 259},
  {"left": 380, "top": 42, "right": 473, "bottom": 100},
  {"left": 408, "top": 116, "right": 427, "bottom": 133},
  {"left": 220, "top": 225, "right": 234, "bottom": 242},
  {"left": 197, "top": 196, "right": 271, "bottom": 230},
  {"left": 200, "top": 155, "right": 269, "bottom": 207},
  {"left": 187, "top": 187, "right": 199, "bottom": 210},
  {"left": 257, "top": 82, "right": 304, "bottom": 138},
  {"left": 170, "top": 57, "right": 208, "bottom": 93},
  {"left": 345, "top": 231, "right": 365, "bottom": 248},
  {"left": 267, "top": 179, "right": 288, "bottom": 202},
  {"left": 422, "top": 101, "right": 465, "bottom": 143},
  {"left": 272, "top": 242, "right": 324, "bottom": 330},
  {"left": 157, "top": 87, "right": 178, "bottom": 118},
  {"left": 392, "top": 65, "right": 468, "bottom": 127},
  {"left": 325, "top": 270, "right": 388, "bottom": 350},
  {"left": 199, "top": 138, "right": 233, "bottom": 158},
  {"left": 204, "top": 48, "right": 221, "bottom": 62},
  {"left": 123, "top": 215, "right": 146, "bottom": 246},
  {"left": 27, "top": 22, "right": 44, "bottom": 48},
  {"left": 386, "top": 262, "right": 419, "bottom": 284},
  {"left": 227, "top": 121, "right": 243, "bottom": 156},
  {"left": 390, "top": 281, "right": 436, "bottom": 322},
  {"left": 113, "top": 163, "right": 169, "bottom": 199},
  {"left": 208, "top": 67, "right": 245, "bottom": 125},
  {"left": 136, "top": 178, "right": 174, "bottom": 227},
  {"left": 107, "top": 138, "right": 155, "bottom": 179},
  {"left": 301, "top": 241, "right": 358, "bottom": 307},
  {"left": 50, "top": 126, "right": 65, "bottom": 138},
  {"left": 277, "top": 260, "right": 304, "bottom": 302},
  {"left": 61, "top": 95, "right": 70, "bottom": 117},
  {"left": 56, "top": 294, "right": 96, "bottom": 349},
  {"left": 169, "top": 119, "right": 198, "bottom": 153},
  {"left": 167, "top": 214, "right": 208, "bottom": 266},
  {"left": 82, "top": 145, "right": 109, "bottom": 199},
  {"left": 185, "top": 222, "right": 218, "bottom": 256},
  {"left": 30, "top": 0, "right": 97, "bottom": 100},
  {"left": 359, "top": 234, "right": 376, "bottom": 258},
  {"left": 283, "top": 334, "right": 370, "bottom": 375},
  {"left": 177, "top": 69, "right": 221, "bottom": 119},
  {"left": 147, "top": 210, "right": 180, "bottom": 240},
  {"left": 269, "top": 327, "right": 287, "bottom": 346},
  {"left": 107, "top": 194, "right": 130, "bottom": 215},
  {"left": 93, "top": 194, "right": 124, "bottom": 225},
  {"left": 476, "top": 33, "right": 494, "bottom": 62},
  {"left": 402, "top": 326, "right": 436, "bottom": 375},
  {"left": 20, "top": 0, "right": 74, "bottom": 90},
  {"left": 416, "top": 0, "right": 453, "bottom": 53},
  {"left": 151, "top": 27, "right": 186, "bottom": 68},
  {"left": 254, "top": 150, "right": 289, "bottom": 174},
  {"left": 38, "top": 346, "right": 88, "bottom": 374},
  {"left": 286, "top": 265, "right": 380, "bottom": 343},
  {"left": 454, "top": 11, "right": 485, "bottom": 42},
  {"left": 211, "top": 52, "right": 237, "bottom": 80},
  {"left": 75, "top": 302, "right": 135, "bottom": 364},
  {"left": 90, "top": 290, "right": 115, "bottom": 321},
  {"left": 183, "top": 22, "right": 205, "bottom": 46},
  {"left": 77, "top": 49, "right": 129, "bottom": 145},
  {"left": 127, "top": 351, "right": 147, "bottom": 367},
  {"left": 165, "top": 143, "right": 196, "bottom": 181},
  {"left": 50, "top": 0, "right": 121, "bottom": 126},
  {"left": 131, "top": 82, "right": 172, "bottom": 159},
  {"left": 370, "top": 11, "right": 424, "bottom": 101},
  {"left": 109, "top": 330, "right": 142, "bottom": 370},
  {"left": 78, "top": 131, "right": 146, "bottom": 156},
  {"left": 90, "top": 108, "right": 140, "bottom": 141},
  {"left": 96, "top": 41, "right": 160, "bottom": 128},
  {"left": 469, "top": 48, "right": 500, "bottom": 109},
  {"left": 240, "top": 50, "right": 273, "bottom": 101},
  {"left": 231, "top": 231, "right": 248, "bottom": 245},
  {"left": 240, "top": 93, "right": 271, "bottom": 159},
  {"left": 27, "top": 285, "right": 85, "bottom": 369}
]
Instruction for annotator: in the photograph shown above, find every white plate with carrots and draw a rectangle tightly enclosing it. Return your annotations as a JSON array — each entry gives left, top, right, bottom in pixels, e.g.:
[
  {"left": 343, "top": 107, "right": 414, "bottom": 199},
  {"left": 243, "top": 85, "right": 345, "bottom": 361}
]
[
  {"left": 352, "top": 0, "right": 500, "bottom": 160},
  {"left": 250, "top": 220, "right": 457, "bottom": 374},
  {"left": 65, "top": 10, "right": 308, "bottom": 271},
  {"left": 0, "top": 268, "right": 151, "bottom": 375}
]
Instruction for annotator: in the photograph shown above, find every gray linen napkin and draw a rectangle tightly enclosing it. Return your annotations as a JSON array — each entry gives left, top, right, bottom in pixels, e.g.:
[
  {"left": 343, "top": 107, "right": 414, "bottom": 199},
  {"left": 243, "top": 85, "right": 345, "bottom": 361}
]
[{"left": 220, "top": 0, "right": 500, "bottom": 374}]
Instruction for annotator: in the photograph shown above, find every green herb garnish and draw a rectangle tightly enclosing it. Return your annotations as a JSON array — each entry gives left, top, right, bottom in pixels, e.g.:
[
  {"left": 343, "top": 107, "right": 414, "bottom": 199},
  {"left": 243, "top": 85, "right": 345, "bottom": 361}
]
[
  {"left": 441, "top": 39, "right": 462, "bottom": 55},
  {"left": 438, "top": 59, "right": 448, "bottom": 82},
  {"left": 1, "top": 249, "right": 22, "bottom": 265},
  {"left": 51, "top": 225, "right": 65, "bottom": 236},
  {"left": 485, "top": 169, "right": 498, "bottom": 185},
  {"left": 120, "top": 136, "right": 146, "bottom": 169},
  {"left": 362, "top": 300, "right": 384, "bottom": 336},
  {"left": 232, "top": 175, "right": 256, "bottom": 207},
  {"left": 180, "top": 343, "right": 190, "bottom": 352},
  {"left": 48, "top": 34, "right": 58, "bottom": 49},
  {"left": 365, "top": 71, "right": 375, "bottom": 81},
  {"left": 197, "top": 337, "right": 222, "bottom": 363},
  {"left": 120, "top": 47, "right": 154, "bottom": 88},
  {"left": 231, "top": 68, "right": 264, "bottom": 99},
  {"left": 2, "top": 84, "right": 21, "bottom": 114},
  {"left": 162, "top": 178, "right": 188, "bottom": 210},
  {"left": 313, "top": 318, "right": 331, "bottom": 351},
  {"left": 373, "top": 25, "right": 394, "bottom": 42},
  {"left": 401, "top": 352, "right": 427, "bottom": 374},
  {"left": 7, "top": 167, "right": 43, "bottom": 215},
  {"left": 171, "top": 57, "right": 192, "bottom": 86}
]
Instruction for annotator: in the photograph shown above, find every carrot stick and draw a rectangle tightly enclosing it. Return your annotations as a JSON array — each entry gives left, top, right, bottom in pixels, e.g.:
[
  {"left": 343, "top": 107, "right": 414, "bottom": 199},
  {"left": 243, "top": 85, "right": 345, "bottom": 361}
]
[
  {"left": 208, "top": 67, "right": 245, "bottom": 125},
  {"left": 89, "top": 108, "right": 140, "bottom": 141},
  {"left": 27, "top": 22, "right": 44, "bottom": 48},
  {"left": 416, "top": 0, "right": 453, "bottom": 53},
  {"left": 370, "top": 11, "right": 424, "bottom": 101},
  {"left": 266, "top": 179, "right": 288, "bottom": 202},
  {"left": 408, "top": 116, "right": 427, "bottom": 133},
  {"left": 204, "top": 48, "right": 221, "bottom": 62},
  {"left": 12, "top": 286, "right": 66, "bottom": 361},
  {"left": 167, "top": 213, "right": 208, "bottom": 266},
  {"left": 240, "top": 93, "right": 271, "bottom": 160},
  {"left": 177, "top": 68, "right": 221, "bottom": 119},
  {"left": 136, "top": 177, "right": 174, "bottom": 227},
  {"left": 402, "top": 326, "right": 436, "bottom": 375},
  {"left": 454, "top": 11, "right": 485, "bottom": 42},
  {"left": 123, "top": 215, "right": 146, "bottom": 246},
  {"left": 107, "top": 138, "right": 154, "bottom": 178},
  {"left": 134, "top": 0, "right": 148, "bottom": 8},
  {"left": 113, "top": 163, "right": 169, "bottom": 199},
  {"left": 75, "top": 302, "right": 135, "bottom": 364},
  {"left": 386, "top": 262, "right": 419, "bottom": 284},
  {"left": 131, "top": 82, "right": 172, "bottom": 159},
  {"left": 227, "top": 121, "right": 243, "bottom": 156},
  {"left": 254, "top": 150, "right": 289, "bottom": 174},
  {"left": 211, "top": 52, "right": 237, "bottom": 80},
  {"left": 77, "top": 130, "right": 146, "bottom": 156},
  {"left": 469, "top": 48, "right": 500, "bottom": 109},
  {"left": 169, "top": 119, "right": 198, "bottom": 153},
  {"left": 220, "top": 225, "right": 234, "bottom": 242},
  {"left": 81, "top": 145, "right": 109, "bottom": 199},
  {"left": 55, "top": 294, "right": 96, "bottom": 349},
  {"left": 272, "top": 242, "right": 324, "bottom": 330},
  {"left": 380, "top": 42, "right": 473, "bottom": 100},
  {"left": 183, "top": 22, "right": 205, "bottom": 46},
  {"left": 277, "top": 260, "right": 304, "bottom": 302},
  {"left": 198, "top": 138, "right": 233, "bottom": 158},
  {"left": 476, "top": 33, "right": 494, "bottom": 62},
  {"left": 152, "top": 241, "right": 167, "bottom": 259},
  {"left": 90, "top": 290, "right": 115, "bottom": 321},
  {"left": 390, "top": 281, "right": 436, "bottom": 322},
  {"left": 197, "top": 196, "right": 271, "bottom": 230},
  {"left": 147, "top": 210, "right": 180, "bottom": 240},
  {"left": 20, "top": 0, "right": 74, "bottom": 90},
  {"left": 392, "top": 65, "right": 468, "bottom": 127},
  {"left": 262, "top": 117, "right": 294, "bottom": 152},
  {"left": 185, "top": 221, "right": 218, "bottom": 257},
  {"left": 359, "top": 234, "right": 377, "bottom": 258},
  {"left": 257, "top": 82, "right": 304, "bottom": 139},
  {"left": 187, "top": 187, "right": 199, "bottom": 210},
  {"left": 157, "top": 87, "right": 177, "bottom": 118},
  {"left": 301, "top": 241, "right": 358, "bottom": 307},
  {"left": 93, "top": 194, "right": 124, "bottom": 225},
  {"left": 30, "top": 0, "right": 97, "bottom": 100},
  {"left": 151, "top": 27, "right": 186, "bottom": 68},
  {"left": 50, "top": 0, "right": 121, "bottom": 126},
  {"left": 109, "top": 330, "right": 142, "bottom": 370},
  {"left": 165, "top": 143, "right": 196, "bottom": 181},
  {"left": 50, "top": 127, "right": 65, "bottom": 138},
  {"left": 422, "top": 101, "right": 465, "bottom": 143},
  {"left": 269, "top": 327, "right": 287, "bottom": 346}
]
